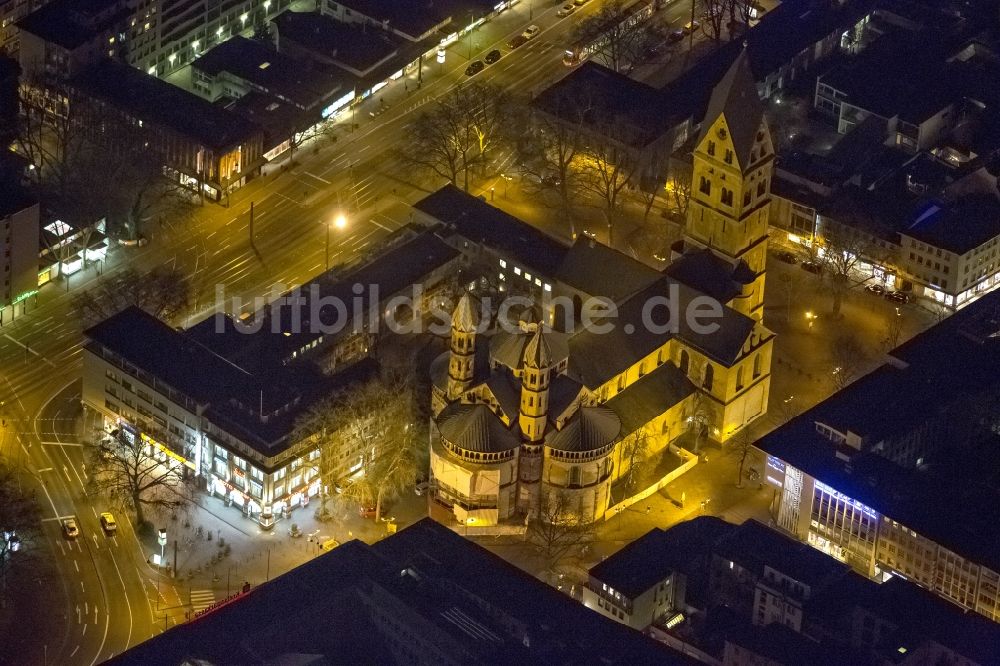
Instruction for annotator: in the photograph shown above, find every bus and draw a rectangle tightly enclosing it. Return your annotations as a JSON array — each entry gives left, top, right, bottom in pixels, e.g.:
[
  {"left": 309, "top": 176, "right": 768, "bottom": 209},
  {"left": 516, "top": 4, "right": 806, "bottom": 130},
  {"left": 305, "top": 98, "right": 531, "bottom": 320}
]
[{"left": 563, "top": 0, "right": 655, "bottom": 67}]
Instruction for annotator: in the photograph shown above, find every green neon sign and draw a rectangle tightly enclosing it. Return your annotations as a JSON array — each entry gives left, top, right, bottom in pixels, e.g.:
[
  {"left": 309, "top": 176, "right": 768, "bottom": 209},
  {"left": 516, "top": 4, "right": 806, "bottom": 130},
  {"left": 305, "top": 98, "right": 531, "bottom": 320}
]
[{"left": 12, "top": 290, "right": 38, "bottom": 305}]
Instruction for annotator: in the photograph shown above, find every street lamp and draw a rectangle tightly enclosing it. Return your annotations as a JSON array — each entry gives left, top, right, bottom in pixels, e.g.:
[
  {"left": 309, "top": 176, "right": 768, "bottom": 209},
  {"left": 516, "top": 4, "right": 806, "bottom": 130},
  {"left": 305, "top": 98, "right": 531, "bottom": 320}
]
[{"left": 326, "top": 214, "right": 347, "bottom": 271}]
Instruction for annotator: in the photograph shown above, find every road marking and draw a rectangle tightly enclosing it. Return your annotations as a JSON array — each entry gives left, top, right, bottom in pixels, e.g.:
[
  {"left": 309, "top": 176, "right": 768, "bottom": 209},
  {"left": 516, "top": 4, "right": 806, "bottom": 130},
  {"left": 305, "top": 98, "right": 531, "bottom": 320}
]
[
  {"left": 370, "top": 218, "right": 393, "bottom": 232},
  {"left": 190, "top": 589, "right": 216, "bottom": 613},
  {"left": 82, "top": 623, "right": 87, "bottom": 636},
  {"left": 304, "top": 171, "right": 331, "bottom": 185},
  {"left": 74, "top": 560, "right": 79, "bottom": 572},
  {"left": 70, "top": 646, "right": 79, "bottom": 657},
  {"left": 42, "top": 514, "right": 77, "bottom": 522},
  {"left": 80, "top": 580, "right": 85, "bottom": 592},
  {"left": 40, "top": 441, "right": 83, "bottom": 447},
  {"left": 37, "top": 467, "right": 53, "bottom": 472}
]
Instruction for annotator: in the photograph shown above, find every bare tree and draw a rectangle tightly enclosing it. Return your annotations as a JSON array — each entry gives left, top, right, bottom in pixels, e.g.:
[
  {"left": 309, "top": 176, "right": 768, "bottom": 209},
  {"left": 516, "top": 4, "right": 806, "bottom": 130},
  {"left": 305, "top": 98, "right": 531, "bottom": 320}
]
[
  {"left": 829, "top": 333, "right": 868, "bottom": 391},
  {"left": 571, "top": 1, "right": 665, "bottom": 74},
  {"left": 293, "top": 370, "right": 422, "bottom": 523},
  {"left": 73, "top": 265, "right": 191, "bottom": 326},
  {"left": 618, "top": 430, "right": 652, "bottom": 494},
  {"left": 576, "top": 126, "right": 642, "bottom": 246},
  {"left": 517, "top": 93, "right": 589, "bottom": 237},
  {"left": 398, "top": 82, "right": 511, "bottom": 192},
  {"left": 731, "top": 427, "right": 755, "bottom": 488},
  {"left": 0, "top": 460, "right": 41, "bottom": 608},
  {"left": 85, "top": 429, "right": 192, "bottom": 528},
  {"left": 881, "top": 310, "right": 905, "bottom": 351},
  {"left": 528, "top": 490, "right": 595, "bottom": 572},
  {"left": 819, "top": 223, "right": 880, "bottom": 316},
  {"left": 701, "top": 0, "right": 728, "bottom": 42}
]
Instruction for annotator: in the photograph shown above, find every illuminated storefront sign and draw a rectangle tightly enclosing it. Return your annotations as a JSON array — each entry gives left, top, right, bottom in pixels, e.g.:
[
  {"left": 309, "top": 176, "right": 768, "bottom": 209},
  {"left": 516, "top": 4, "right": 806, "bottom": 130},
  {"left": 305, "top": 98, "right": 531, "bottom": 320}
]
[
  {"left": 141, "top": 433, "right": 196, "bottom": 470},
  {"left": 12, "top": 289, "right": 38, "bottom": 305},
  {"left": 321, "top": 90, "right": 355, "bottom": 118},
  {"left": 814, "top": 480, "right": 879, "bottom": 519}
]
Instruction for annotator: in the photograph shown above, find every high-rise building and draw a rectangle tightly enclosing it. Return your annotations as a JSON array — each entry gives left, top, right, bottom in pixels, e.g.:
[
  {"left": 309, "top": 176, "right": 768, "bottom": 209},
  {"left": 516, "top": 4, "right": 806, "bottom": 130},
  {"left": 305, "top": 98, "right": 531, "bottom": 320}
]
[{"left": 0, "top": 183, "right": 39, "bottom": 321}]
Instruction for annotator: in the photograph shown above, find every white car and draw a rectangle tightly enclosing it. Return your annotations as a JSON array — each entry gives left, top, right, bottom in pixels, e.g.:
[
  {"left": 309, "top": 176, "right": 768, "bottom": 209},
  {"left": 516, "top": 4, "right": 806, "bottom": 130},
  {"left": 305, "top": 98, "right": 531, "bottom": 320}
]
[
  {"left": 522, "top": 25, "right": 541, "bottom": 39},
  {"left": 557, "top": 3, "right": 576, "bottom": 16},
  {"left": 62, "top": 518, "right": 80, "bottom": 539},
  {"left": 574, "top": 0, "right": 591, "bottom": 5}
]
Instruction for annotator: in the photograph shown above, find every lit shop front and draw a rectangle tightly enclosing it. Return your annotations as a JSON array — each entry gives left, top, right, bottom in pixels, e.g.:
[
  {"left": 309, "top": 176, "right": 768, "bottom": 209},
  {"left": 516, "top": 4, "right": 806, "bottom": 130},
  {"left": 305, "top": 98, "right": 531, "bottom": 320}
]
[{"left": 207, "top": 459, "right": 321, "bottom": 525}]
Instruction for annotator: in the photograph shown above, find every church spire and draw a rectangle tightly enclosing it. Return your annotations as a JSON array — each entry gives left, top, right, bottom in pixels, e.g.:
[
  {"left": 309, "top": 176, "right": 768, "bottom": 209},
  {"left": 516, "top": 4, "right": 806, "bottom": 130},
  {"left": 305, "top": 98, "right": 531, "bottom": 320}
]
[{"left": 446, "top": 293, "right": 479, "bottom": 399}]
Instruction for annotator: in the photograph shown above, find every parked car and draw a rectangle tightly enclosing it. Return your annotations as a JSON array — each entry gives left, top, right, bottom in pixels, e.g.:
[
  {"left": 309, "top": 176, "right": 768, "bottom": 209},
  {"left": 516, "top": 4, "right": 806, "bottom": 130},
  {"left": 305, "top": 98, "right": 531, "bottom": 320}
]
[
  {"left": 865, "top": 283, "right": 886, "bottom": 296},
  {"left": 683, "top": 20, "right": 701, "bottom": 34},
  {"left": 359, "top": 505, "right": 377, "bottom": 518},
  {"left": 668, "top": 28, "right": 685, "bottom": 42},
  {"left": 574, "top": 0, "right": 591, "bottom": 5},
  {"left": 522, "top": 25, "right": 541, "bottom": 39},
  {"left": 801, "top": 260, "right": 823, "bottom": 274},
  {"left": 582, "top": 229, "right": 597, "bottom": 240},
  {"left": 62, "top": 518, "right": 80, "bottom": 539},
  {"left": 774, "top": 250, "right": 798, "bottom": 264},
  {"left": 414, "top": 481, "right": 430, "bottom": 496},
  {"left": 885, "top": 290, "right": 910, "bottom": 304},
  {"left": 484, "top": 49, "right": 502, "bottom": 64},
  {"left": 320, "top": 538, "right": 340, "bottom": 552},
  {"left": 465, "top": 60, "right": 484, "bottom": 76},
  {"left": 557, "top": 3, "right": 576, "bottom": 16},
  {"left": 99, "top": 512, "right": 118, "bottom": 533},
  {"left": 508, "top": 34, "right": 528, "bottom": 49}
]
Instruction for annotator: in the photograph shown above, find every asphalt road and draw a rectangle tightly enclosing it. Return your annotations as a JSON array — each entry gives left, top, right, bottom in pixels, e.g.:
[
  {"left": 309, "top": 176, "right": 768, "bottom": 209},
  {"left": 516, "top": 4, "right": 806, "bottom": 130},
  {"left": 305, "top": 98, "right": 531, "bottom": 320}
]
[{"left": 0, "top": 2, "right": 708, "bottom": 662}]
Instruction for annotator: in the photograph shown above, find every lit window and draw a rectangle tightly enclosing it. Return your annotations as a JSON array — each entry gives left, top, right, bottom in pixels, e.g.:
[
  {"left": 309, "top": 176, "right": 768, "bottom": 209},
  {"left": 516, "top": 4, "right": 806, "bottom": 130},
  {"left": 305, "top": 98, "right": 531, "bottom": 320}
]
[
  {"left": 544, "top": 283, "right": 552, "bottom": 292},
  {"left": 524, "top": 272, "right": 531, "bottom": 281},
  {"left": 534, "top": 278, "right": 541, "bottom": 286},
  {"left": 500, "top": 259, "right": 507, "bottom": 268},
  {"left": 514, "top": 267, "right": 522, "bottom": 275}
]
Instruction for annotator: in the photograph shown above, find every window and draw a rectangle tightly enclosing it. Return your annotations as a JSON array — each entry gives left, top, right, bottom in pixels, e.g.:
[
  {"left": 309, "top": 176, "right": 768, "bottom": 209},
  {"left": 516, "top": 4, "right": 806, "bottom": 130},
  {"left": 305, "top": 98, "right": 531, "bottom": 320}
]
[
  {"left": 724, "top": 149, "right": 734, "bottom": 165},
  {"left": 679, "top": 350, "right": 689, "bottom": 375},
  {"left": 707, "top": 140, "right": 716, "bottom": 156},
  {"left": 699, "top": 176, "right": 711, "bottom": 195},
  {"left": 758, "top": 180, "right": 767, "bottom": 196},
  {"left": 736, "top": 367, "right": 744, "bottom": 391},
  {"left": 703, "top": 364, "right": 714, "bottom": 391},
  {"left": 569, "top": 466, "right": 582, "bottom": 487},
  {"left": 753, "top": 353, "right": 761, "bottom": 378},
  {"left": 721, "top": 188, "right": 733, "bottom": 206}
]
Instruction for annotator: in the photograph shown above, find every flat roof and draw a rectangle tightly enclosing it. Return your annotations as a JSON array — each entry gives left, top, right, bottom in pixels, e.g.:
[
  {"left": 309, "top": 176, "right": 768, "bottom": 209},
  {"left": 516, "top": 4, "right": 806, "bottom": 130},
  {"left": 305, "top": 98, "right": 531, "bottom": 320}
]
[
  {"left": 0, "top": 182, "right": 36, "bottom": 218},
  {"left": 273, "top": 10, "right": 402, "bottom": 76},
  {"left": 71, "top": 60, "right": 262, "bottom": 152},
  {"left": 589, "top": 517, "right": 733, "bottom": 599},
  {"left": 108, "top": 519, "right": 688, "bottom": 665},
  {"left": 903, "top": 194, "right": 1000, "bottom": 255},
  {"left": 819, "top": 31, "right": 961, "bottom": 124},
  {"left": 17, "top": 0, "right": 126, "bottom": 50},
  {"left": 192, "top": 36, "right": 347, "bottom": 110},
  {"left": 714, "top": 519, "right": 848, "bottom": 586}
]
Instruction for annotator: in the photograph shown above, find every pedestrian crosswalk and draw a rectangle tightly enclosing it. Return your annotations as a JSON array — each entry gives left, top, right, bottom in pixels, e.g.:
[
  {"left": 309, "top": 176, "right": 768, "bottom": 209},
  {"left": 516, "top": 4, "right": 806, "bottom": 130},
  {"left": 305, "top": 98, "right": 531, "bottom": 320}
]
[{"left": 190, "top": 589, "right": 215, "bottom": 614}]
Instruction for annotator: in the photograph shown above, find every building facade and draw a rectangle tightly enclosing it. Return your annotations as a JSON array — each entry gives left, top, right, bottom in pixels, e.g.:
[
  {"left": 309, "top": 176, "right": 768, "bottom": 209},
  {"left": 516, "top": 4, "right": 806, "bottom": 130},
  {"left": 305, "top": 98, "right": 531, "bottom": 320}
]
[{"left": 0, "top": 185, "right": 39, "bottom": 322}]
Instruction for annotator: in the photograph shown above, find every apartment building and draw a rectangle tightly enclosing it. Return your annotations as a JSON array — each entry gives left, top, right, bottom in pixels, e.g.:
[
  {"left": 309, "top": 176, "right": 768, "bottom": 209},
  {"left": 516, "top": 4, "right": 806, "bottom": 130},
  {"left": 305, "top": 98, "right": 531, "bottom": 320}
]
[{"left": 0, "top": 184, "right": 39, "bottom": 322}]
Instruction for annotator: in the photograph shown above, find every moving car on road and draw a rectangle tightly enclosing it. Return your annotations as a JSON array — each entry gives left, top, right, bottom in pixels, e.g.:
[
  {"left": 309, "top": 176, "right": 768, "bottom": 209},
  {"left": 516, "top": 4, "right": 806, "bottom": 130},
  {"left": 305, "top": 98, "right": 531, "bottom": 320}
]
[
  {"left": 484, "top": 49, "right": 502, "bottom": 64},
  {"left": 62, "top": 518, "right": 79, "bottom": 539},
  {"left": 508, "top": 34, "right": 528, "bottom": 49},
  {"left": 465, "top": 60, "right": 484, "bottom": 76},
  {"left": 574, "top": 0, "right": 591, "bottom": 5},
  {"left": 668, "top": 28, "right": 685, "bottom": 42},
  {"left": 100, "top": 512, "right": 118, "bottom": 533},
  {"left": 557, "top": 3, "right": 576, "bottom": 16},
  {"left": 865, "top": 284, "right": 886, "bottom": 296},
  {"left": 523, "top": 25, "right": 541, "bottom": 39},
  {"left": 683, "top": 20, "right": 701, "bottom": 34}
]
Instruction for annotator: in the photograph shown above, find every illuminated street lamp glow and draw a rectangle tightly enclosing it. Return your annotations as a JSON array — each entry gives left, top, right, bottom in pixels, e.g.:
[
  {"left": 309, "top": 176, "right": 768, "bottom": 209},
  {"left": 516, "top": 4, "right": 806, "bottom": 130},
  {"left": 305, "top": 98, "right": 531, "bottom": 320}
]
[
  {"left": 240, "top": 12, "right": 248, "bottom": 24},
  {"left": 334, "top": 214, "right": 347, "bottom": 230}
]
